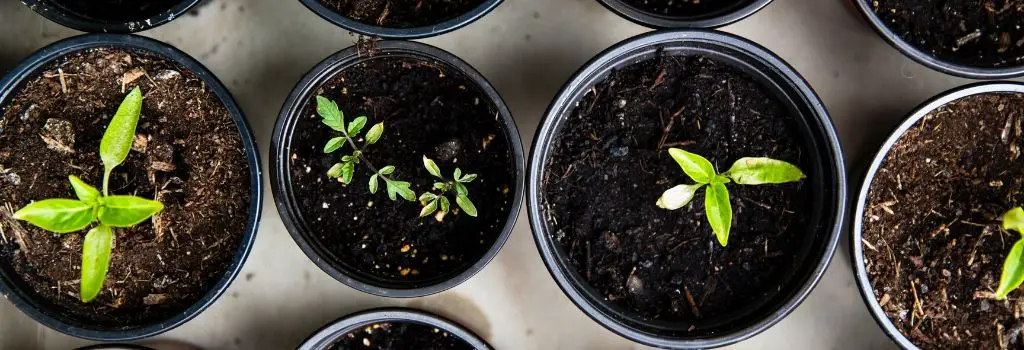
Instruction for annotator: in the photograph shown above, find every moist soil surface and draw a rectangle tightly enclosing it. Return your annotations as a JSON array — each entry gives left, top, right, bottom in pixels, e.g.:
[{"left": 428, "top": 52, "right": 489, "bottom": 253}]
[
  {"left": 871, "top": 0, "right": 1024, "bottom": 68},
  {"left": 0, "top": 48, "right": 251, "bottom": 328},
  {"left": 288, "top": 55, "right": 515, "bottom": 286},
  {"left": 622, "top": 0, "right": 747, "bottom": 18},
  {"left": 862, "top": 93, "right": 1024, "bottom": 349},
  {"left": 318, "top": 0, "right": 486, "bottom": 28},
  {"left": 48, "top": 0, "right": 182, "bottom": 21},
  {"left": 328, "top": 322, "right": 473, "bottom": 350},
  {"left": 542, "top": 53, "right": 811, "bottom": 326}
]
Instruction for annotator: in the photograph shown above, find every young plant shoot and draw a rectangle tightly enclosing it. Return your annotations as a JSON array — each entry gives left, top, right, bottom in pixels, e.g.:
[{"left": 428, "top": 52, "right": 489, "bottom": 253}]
[
  {"left": 419, "top": 156, "right": 478, "bottom": 222},
  {"left": 317, "top": 96, "right": 414, "bottom": 201},
  {"left": 656, "top": 148, "right": 805, "bottom": 247},
  {"left": 996, "top": 207, "right": 1024, "bottom": 300},
  {"left": 13, "top": 87, "right": 164, "bottom": 302}
]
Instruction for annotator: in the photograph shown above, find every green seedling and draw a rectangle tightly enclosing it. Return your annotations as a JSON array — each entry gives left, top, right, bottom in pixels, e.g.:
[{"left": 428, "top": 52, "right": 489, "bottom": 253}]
[
  {"left": 317, "top": 96, "right": 414, "bottom": 202},
  {"left": 418, "top": 156, "right": 478, "bottom": 222},
  {"left": 996, "top": 207, "right": 1024, "bottom": 299},
  {"left": 13, "top": 87, "right": 164, "bottom": 302},
  {"left": 656, "top": 148, "right": 805, "bottom": 247}
]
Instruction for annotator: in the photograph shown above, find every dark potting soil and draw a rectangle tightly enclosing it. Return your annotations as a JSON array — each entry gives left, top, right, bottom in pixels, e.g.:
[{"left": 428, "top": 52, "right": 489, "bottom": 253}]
[
  {"left": 542, "top": 53, "right": 810, "bottom": 325},
  {"left": 871, "top": 0, "right": 1024, "bottom": 68},
  {"left": 862, "top": 93, "right": 1024, "bottom": 348},
  {"left": 0, "top": 48, "right": 251, "bottom": 327},
  {"left": 328, "top": 322, "right": 473, "bottom": 350},
  {"left": 288, "top": 55, "right": 515, "bottom": 285},
  {"left": 622, "top": 0, "right": 747, "bottom": 18},
  {"left": 47, "top": 0, "right": 182, "bottom": 21},
  {"left": 318, "top": 0, "right": 486, "bottom": 28}
]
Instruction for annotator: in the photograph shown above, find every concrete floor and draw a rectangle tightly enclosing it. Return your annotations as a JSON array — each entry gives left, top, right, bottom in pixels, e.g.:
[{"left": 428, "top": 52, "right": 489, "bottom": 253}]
[{"left": 1, "top": 0, "right": 1018, "bottom": 349}]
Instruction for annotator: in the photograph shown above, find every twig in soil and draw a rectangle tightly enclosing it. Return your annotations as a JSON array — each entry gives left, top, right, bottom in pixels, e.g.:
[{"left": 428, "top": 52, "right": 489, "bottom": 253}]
[
  {"left": 58, "top": 68, "right": 68, "bottom": 94},
  {"left": 882, "top": 238, "right": 899, "bottom": 280},
  {"left": 650, "top": 69, "right": 666, "bottom": 90},
  {"left": 967, "top": 226, "right": 992, "bottom": 266},
  {"left": 862, "top": 238, "right": 878, "bottom": 252},
  {"left": 910, "top": 279, "right": 924, "bottom": 320},
  {"left": 376, "top": 1, "right": 391, "bottom": 25},
  {"left": 684, "top": 286, "right": 701, "bottom": 318},
  {"left": 0, "top": 203, "right": 32, "bottom": 256}
]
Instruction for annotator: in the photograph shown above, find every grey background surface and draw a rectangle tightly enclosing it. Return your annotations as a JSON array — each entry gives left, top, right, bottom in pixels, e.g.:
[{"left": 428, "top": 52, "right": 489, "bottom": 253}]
[{"left": 0, "top": 0, "right": 1015, "bottom": 348}]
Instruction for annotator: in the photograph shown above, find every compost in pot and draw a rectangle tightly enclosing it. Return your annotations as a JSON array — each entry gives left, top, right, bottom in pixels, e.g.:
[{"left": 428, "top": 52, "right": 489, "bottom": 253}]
[
  {"left": 327, "top": 321, "right": 473, "bottom": 350},
  {"left": 317, "top": 0, "right": 485, "bottom": 28},
  {"left": 44, "top": 0, "right": 182, "bottom": 22},
  {"left": 621, "top": 0, "right": 748, "bottom": 18},
  {"left": 288, "top": 55, "right": 515, "bottom": 284},
  {"left": 0, "top": 47, "right": 251, "bottom": 327},
  {"left": 862, "top": 92, "right": 1024, "bottom": 348},
  {"left": 542, "top": 53, "right": 812, "bottom": 324}
]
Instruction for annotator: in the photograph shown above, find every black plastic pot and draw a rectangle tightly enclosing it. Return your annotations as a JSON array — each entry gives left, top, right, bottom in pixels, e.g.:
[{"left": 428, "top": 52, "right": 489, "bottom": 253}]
[
  {"left": 528, "top": 29, "right": 846, "bottom": 349},
  {"left": 297, "top": 0, "right": 502, "bottom": 39},
  {"left": 596, "top": 0, "right": 772, "bottom": 29},
  {"left": 22, "top": 0, "right": 200, "bottom": 33},
  {"left": 272, "top": 40, "right": 523, "bottom": 298},
  {"left": 0, "top": 34, "right": 263, "bottom": 341},
  {"left": 298, "top": 308, "right": 491, "bottom": 350},
  {"left": 851, "top": 82, "right": 1024, "bottom": 350},
  {"left": 850, "top": 0, "right": 1024, "bottom": 79},
  {"left": 76, "top": 345, "right": 155, "bottom": 350}
]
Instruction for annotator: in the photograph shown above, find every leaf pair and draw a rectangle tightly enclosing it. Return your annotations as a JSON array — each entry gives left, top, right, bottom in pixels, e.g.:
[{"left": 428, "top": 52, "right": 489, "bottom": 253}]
[
  {"left": 420, "top": 157, "right": 478, "bottom": 221},
  {"left": 656, "top": 148, "right": 805, "bottom": 246},
  {"left": 995, "top": 208, "right": 1024, "bottom": 299}
]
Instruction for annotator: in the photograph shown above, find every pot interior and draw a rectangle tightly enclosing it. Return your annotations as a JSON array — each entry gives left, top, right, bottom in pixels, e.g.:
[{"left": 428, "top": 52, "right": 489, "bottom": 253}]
[{"left": 41, "top": 0, "right": 186, "bottom": 22}]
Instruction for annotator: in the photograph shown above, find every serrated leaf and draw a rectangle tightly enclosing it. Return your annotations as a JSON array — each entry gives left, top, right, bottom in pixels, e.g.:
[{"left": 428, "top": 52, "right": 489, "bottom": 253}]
[
  {"left": 348, "top": 116, "right": 367, "bottom": 136},
  {"left": 378, "top": 165, "right": 395, "bottom": 175},
  {"left": 459, "top": 174, "right": 478, "bottom": 183},
  {"left": 420, "top": 199, "right": 438, "bottom": 218},
  {"left": 438, "top": 196, "right": 450, "bottom": 213},
  {"left": 13, "top": 199, "right": 95, "bottom": 233},
  {"left": 668, "top": 148, "right": 715, "bottom": 184},
  {"left": 656, "top": 184, "right": 704, "bottom": 210},
  {"left": 724, "top": 157, "right": 806, "bottom": 185},
  {"left": 424, "top": 157, "right": 442, "bottom": 178},
  {"left": 340, "top": 162, "right": 355, "bottom": 184},
  {"left": 327, "top": 163, "right": 344, "bottom": 178},
  {"left": 69, "top": 175, "right": 100, "bottom": 203},
  {"left": 80, "top": 224, "right": 113, "bottom": 302},
  {"left": 365, "top": 123, "right": 384, "bottom": 145},
  {"left": 454, "top": 182, "right": 468, "bottom": 196},
  {"left": 456, "top": 194, "right": 478, "bottom": 217},
  {"left": 1004, "top": 207, "right": 1024, "bottom": 233},
  {"left": 324, "top": 137, "right": 346, "bottom": 153},
  {"left": 705, "top": 182, "right": 732, "bottom": 247},
  {"left": 385, "top": 181, "right": 415, "bottom": 201},
  {"left": 100, "top": 87, "right": 144, "bottom": 194},
  {"left": 316, "top": 96, "right": 344, "bottom": 131},
  {"left": 97, "top": 196, "right": 164, "bottom": 227},
  {"left": 369, "top": 174, "right": 379, "bottom": 194},
  {"left": 997, "top": 238, "right": 1024, "bottom": 300}
]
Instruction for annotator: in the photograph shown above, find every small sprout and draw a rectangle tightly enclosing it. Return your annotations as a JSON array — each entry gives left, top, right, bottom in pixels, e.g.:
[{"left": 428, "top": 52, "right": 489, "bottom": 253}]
[
  {"left": 419, "top": 156, "right": 479, "bottom": 221},
  {"left": 317, "top": 96, "right": 413, "bottom": 202},
  {"left": 656, "top": 148, "right": 805, "bottom": 246},
  {"left": 13, "top": 87, "right": 164, "bottom": 302},
  {"left": 996, "top": 207, "right": 1024, "bottom": 300}
]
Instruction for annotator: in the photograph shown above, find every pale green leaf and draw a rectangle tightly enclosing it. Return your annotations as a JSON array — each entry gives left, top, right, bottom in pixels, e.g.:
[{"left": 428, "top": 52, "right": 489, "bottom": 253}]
[
  {"left": 98, "top": 196, "right": 163, "bottom": 227},
  {"left": 656, "top": 184, "right": 704, "bottom": 210},
  {"left": 348, "top": 116, "right": 367, "bottom": 136},
  {"left": 378, "top": 165, "right": 395, "bottom": 175},
  {"left": 327, "top": 163, "right": 344, "bottom": 178},
  {"left": 100, "top": 87, "right": 143, "bottom": 194},
  {"left": 459, "top": 174, "right": 478, "bottom": 183},
  {"left": 423, "top": 157, "right": 442, "bottom": 178},
  {"left": 386, "top": 181, "right": 415, "bottom": 202},
  {"left": 69, "top": 175, "right": 100, "bottom": 203},
  {"left": 420, "top": 199, "right": 438, "bottom": 218},
  {"left": 724, "top": 157, "right": 806, "bottom": 185},
  {"left": 454, "top": 168, "right": 463, "bottom": 181},
  {"left": 434, "top": 182, "right": 447, "bottom": 191},
  {"left": 668, "top": 148, "right": 715, "bottom": 184},
  {"left": 418, "top": 192, "right": 437, "bottom": 203},
  {"left": 324, "top": 137, "right": 346, "bottom": 153},
  {"left": 705, "top": 182, "right": 732, "bottom": 247},
  {"left": 997, "top": 238, "right": 1024, "bottom": 299},
  {"left": 364, "top": 123, "right": 384, "bottom": 145},
  {"left": 456, "top": 194, "right": 478, "bottom": 217},
  {"left": 454, "top": 182, "right": 468, "bottom": 196},
  {"left": 13, "top": 199, "right": 94, "bottom": 233},
  {"left": 81, "top": 224, "right": 113, "bottom": 302},
  {"left": 438, "top": 196, "right": 450, "bottom": 213},
  {"left": 369, "top": 174, "right": 379, "bottom": 194},
  {"left": 316, "top": 96, "right": 344, "bottom": 131},
  {"left": 340, "top": 162, "right": 355, "bottom": 184},
  {"left": 1004, "top": 207, "right": 1024, "bottom": 233}
]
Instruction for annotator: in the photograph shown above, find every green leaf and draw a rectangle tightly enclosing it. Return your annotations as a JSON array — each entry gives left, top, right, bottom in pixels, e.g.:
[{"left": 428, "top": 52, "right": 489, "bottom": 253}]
[
  {"left": 656, "top": 184, "right": 704, "bottom": 210},
  {"left": 98, "top": 196, "right": 163, "bottom": 228},
  {"left": 423, "top": 157, "right": 442, "bottom": 178},
  {"left": 459, "top": 174, "right": 478, "bottom": 183},
  {"left": 454, "top": 182, "right": 468, "bottom": 196},
  {"left": 69, "top": 175, "right": 100, "bottom": 203},
  {"left": 438, "top": 196, "right": 450, "bottom": 213},
  {"left": 327, "top": 163, "right": 344, "bottom": 178},
  {"left": 724, "top": 157, "right": 806, "bottom": 185},
  {"left": 419, "top": 199, "right": 438, "bottom": 218},
  {"left": 324, "top": 137, "right": 346, "bottom": 153},
  {"left": 434, "top": 182, "right": 447, "bottom": 191},
  {"left": 365, "top": 123, "right": 384, "bottom": 145},
  {"left": 316, "top": 96, "right": 344, "bottom": 131},
  {"left": 348, "top": 116, "right": 367, "bottom": 136},
  {"left": 1004, "top": 207, "right": 1024, "bottom": 233},
  {"left": 378, "top": 166, "right": 395, "bottom": 175},
  {"left": 13, "top": 199, "right": 95, "bottom": 233},
  {"left": 80, "top": 225, "right": 113, "bottom": 302},
  {"left": 456, "top": 194, "right": 478, "bottom": 217},
  {"left": 100, "top": 87, "right": 144, "bottom": 195},
  {"left": 369, "top": 174, "right": 379, "bottom": 194},
  {"left": 454, "top": 168, "right": 463, "bottom": 181},
  {"left": 339, "top": 162, "right": 355, "bottom": 184},
  {"left": 705, "top": 182, "right": 732, "bottom": 247},
  {"left": 419, "top": 192, "right": 437, "bottom": 203},
  {"left": 668, "top": 148, "right": 716, "bottom": 184},
  {"left": 386, "top": 181, "right": 415, "bottom": 201},
  {"left": 997, "top": 238, "right": 1024, "bottom": 299}
]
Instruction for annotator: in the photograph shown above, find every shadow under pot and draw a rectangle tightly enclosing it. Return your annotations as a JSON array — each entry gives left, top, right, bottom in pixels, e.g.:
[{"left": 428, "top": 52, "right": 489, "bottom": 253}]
[
  {"left": 22, "top": 0, "right": 201, "bottom": 33},
  {"left": 0, "top": 33, "right": 262, "bottom": 341},
  {"left": 596, "top": 0, "right": 772, "bottom": 29},
  {"left": 298, "top": 308, "right": 491, "bottom": 350},
  {"left": 852, "top": 82, "right": 1024, "bottom": 349},
  {"left": 272, "top": 40, "right": 524, "bottom": 297},
  {"left": 529, "top": 29, "right": 846, "bottom": 349},
  {"left": 850, "top": 0, "right": 1024, "bottom": 79},
  {"left": 298, "top": 0, "right": 502, "bottom": 39}
]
